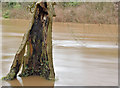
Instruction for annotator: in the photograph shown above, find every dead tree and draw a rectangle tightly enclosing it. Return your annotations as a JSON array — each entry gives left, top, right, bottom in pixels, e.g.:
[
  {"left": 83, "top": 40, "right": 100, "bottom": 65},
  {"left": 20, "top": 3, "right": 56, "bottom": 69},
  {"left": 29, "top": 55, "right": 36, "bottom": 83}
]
[{"left": 2, "top": 2, "right": 56, "bottom": 80}]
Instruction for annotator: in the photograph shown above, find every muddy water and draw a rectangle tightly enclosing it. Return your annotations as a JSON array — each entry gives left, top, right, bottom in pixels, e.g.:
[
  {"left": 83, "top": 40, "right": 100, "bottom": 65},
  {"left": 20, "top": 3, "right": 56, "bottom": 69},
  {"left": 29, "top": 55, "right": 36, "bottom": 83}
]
[{"left": 1, "top": 19, "right": 118, "bottom": 86}]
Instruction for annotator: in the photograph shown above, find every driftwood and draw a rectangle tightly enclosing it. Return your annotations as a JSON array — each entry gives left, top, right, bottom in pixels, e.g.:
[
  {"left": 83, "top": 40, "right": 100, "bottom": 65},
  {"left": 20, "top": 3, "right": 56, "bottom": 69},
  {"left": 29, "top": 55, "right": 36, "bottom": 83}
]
[{"left": 2, "top": 2, "right": 56, "bottom": 80}]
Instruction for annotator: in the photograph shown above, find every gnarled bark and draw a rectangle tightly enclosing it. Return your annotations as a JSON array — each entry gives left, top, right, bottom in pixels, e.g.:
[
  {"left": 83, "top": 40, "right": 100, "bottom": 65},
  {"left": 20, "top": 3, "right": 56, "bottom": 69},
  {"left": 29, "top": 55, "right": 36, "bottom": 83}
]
[{"left": 2, "top": 2, "right": 56, "bottom": 80}]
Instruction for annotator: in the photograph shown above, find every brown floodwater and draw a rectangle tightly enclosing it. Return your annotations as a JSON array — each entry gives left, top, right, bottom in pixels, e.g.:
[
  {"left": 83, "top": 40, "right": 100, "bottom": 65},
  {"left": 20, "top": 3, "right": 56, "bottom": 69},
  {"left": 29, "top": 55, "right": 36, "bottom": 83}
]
[{"left": 1, "top": 19, "right": 118, "bottom": 86}]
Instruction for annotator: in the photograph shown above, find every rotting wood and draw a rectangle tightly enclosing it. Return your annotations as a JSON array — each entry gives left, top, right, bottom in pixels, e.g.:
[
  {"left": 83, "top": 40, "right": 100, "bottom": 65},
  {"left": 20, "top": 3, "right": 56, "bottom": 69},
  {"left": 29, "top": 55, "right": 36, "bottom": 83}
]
[{"left": 2, "top": 1, "right": 56, "bottom": 80}]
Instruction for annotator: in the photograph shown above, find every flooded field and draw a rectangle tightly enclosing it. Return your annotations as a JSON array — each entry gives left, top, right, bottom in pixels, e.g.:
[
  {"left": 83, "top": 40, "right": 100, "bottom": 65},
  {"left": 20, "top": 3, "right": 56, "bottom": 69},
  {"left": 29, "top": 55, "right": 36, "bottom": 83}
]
[{"left": 1, "top": 19, "right": 118, "bottom": 86}]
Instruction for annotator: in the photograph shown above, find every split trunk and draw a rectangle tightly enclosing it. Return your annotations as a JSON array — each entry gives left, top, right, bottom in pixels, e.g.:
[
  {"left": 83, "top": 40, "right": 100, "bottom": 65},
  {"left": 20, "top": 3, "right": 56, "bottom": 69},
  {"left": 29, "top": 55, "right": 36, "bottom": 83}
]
[{"left": 3, "top": 2, "right": 55, "bottom": 80}]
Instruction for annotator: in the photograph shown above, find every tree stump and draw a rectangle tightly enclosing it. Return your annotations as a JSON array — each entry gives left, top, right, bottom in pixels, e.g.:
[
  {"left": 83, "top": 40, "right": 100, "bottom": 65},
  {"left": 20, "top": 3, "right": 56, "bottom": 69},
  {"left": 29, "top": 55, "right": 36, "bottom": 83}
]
[{"left": 2, "top": 2, "right": 56, "bottom": 80}]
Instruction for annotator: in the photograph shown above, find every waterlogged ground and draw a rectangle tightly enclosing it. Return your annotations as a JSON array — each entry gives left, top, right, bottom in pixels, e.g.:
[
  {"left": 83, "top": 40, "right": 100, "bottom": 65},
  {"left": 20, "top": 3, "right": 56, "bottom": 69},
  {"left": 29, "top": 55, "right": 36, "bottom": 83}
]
[{"left": 1, "top": 19, "right": 118, "bottom": 86}]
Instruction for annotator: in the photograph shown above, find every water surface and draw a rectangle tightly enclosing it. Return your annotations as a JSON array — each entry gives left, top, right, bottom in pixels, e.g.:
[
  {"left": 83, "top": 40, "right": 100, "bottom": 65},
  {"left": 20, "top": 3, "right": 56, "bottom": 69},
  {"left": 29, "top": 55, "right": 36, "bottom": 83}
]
[{"left": 1, "top": 19, "right": 118, "bottom": 86}]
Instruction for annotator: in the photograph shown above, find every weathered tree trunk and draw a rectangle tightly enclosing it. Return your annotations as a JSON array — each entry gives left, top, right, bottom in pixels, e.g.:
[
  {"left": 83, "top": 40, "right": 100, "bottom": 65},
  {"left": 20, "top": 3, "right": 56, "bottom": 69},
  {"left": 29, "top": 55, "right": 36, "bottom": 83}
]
[{"left": 2, "top": 2, "right": 56, "bottom": 80}]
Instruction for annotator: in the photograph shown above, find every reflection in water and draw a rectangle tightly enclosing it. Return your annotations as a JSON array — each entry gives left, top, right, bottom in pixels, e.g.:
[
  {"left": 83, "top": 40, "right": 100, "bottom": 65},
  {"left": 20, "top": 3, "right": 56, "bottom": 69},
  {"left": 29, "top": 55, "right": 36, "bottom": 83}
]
[
  {"left": 1, "top": 19, "right": 118, "bottom": 86},
  {"left": 53, "top": 40, "right": 118, "bottom": 48}
]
